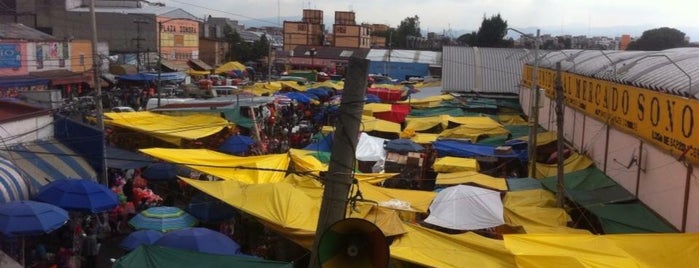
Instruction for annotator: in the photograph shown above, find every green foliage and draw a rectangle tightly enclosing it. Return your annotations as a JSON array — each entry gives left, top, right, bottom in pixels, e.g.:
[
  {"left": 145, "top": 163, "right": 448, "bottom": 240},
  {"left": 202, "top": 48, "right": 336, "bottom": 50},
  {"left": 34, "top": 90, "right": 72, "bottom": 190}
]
[
  {"left": 627, "top": 27, "right": 689, "bottom": 51},
  {"left": 394, "top": 15, "right": 421, "bottom": 48},
  {"left": 458, "top": 14, "right": 511, "bottom": 47},
  {"left": 223, "top": 25, "right": 270, "bottom": 63}
]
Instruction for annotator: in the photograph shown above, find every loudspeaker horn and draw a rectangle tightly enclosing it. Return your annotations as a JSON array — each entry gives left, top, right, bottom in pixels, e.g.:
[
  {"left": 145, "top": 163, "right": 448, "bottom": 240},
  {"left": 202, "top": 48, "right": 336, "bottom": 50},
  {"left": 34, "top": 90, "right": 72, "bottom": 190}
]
[{"left": 317, "top": 218, "right": 390, "bottom": 268}]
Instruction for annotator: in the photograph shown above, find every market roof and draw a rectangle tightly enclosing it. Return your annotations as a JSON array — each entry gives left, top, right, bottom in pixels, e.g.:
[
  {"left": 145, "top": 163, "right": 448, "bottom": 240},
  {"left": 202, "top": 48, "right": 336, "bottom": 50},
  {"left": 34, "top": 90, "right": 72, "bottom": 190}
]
[
  {"left": 536, "top": 48, "right": 699, "bottom": 99},
  {"left": 366, "top": 49, "right": 442, "bottom": 66},
  {"left": 0, "top": 23, "right": 59, "bottom": 41}
]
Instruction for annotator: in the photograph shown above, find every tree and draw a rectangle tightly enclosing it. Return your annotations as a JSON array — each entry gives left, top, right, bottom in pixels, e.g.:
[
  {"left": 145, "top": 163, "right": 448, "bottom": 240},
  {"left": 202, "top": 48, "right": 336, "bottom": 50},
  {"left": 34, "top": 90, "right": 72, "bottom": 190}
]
[
  {"left": 475, "top": 14, "right": 510, "bottom": 47},
  {"left": 394, "top": 15, "right": 421, "bottom": 49},
  {"left": 627, "top": 27, "right": 689, "bottom": 51},
  {"left": 457, "top": 14, "right": 512, "bottom": 47},
  {"left": 457, "top": 31, "right": 477, "bottom": 46}
]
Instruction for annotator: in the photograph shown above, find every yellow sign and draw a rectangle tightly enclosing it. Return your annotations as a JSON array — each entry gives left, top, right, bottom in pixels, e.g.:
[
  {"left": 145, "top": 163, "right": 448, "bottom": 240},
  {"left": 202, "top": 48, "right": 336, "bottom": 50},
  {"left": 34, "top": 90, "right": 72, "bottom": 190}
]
[{"left": 524, "top": 65, "right": 699, "bottom": 165}]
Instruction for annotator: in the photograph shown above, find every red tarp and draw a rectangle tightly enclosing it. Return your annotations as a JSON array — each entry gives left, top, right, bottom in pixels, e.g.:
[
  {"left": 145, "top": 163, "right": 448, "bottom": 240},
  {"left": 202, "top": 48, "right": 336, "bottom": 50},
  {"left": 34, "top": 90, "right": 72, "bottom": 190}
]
[
  {"left": 374, "top": 104, "right": 411, "bottom": 123},
  {"left": 367, "top": 87, "right": 405, "bottom": 103}
]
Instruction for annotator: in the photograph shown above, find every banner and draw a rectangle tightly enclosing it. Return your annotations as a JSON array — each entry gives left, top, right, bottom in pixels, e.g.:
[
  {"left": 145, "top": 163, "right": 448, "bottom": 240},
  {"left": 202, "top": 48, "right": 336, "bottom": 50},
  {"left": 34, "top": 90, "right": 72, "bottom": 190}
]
[
  {"left": 524, "top": 65, "right": 699, "bottom": 165},
  {"left": 0, "top": 44, "right": 21, "bottom": 68}
]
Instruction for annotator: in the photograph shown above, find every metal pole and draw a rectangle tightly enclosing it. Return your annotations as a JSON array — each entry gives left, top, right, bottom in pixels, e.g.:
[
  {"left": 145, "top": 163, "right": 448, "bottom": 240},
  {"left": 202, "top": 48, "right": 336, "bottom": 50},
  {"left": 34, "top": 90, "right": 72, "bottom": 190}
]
[
  {"left": 157, "top": 21, "right": 162, "bottom": 108},
  {"left": 89, "top": 0, "right": 108, "bottom": 185},
  {"left": 528, "top": 29, "right": 541, "bottom": 178},
  {"left": 555, "top": 61, "right": 565, "bottom": 207},
  {"left": 267, "top": 36, "right": 272, "bottom": 83}
]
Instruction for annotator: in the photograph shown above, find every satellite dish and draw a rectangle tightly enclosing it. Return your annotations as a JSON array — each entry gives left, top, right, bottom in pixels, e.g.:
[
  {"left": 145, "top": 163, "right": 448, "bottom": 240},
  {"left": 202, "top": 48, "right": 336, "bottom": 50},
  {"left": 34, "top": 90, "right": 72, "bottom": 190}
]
[{"left": 317, "top": 218, "right": 390, "bottom": 268}]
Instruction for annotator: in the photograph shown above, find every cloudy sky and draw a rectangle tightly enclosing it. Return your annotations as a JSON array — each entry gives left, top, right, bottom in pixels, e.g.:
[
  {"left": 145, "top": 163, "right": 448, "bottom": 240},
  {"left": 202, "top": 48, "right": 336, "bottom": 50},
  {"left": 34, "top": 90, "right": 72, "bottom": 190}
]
[{"left": 161, "top": 0, "right": 699, "bottom": 41}]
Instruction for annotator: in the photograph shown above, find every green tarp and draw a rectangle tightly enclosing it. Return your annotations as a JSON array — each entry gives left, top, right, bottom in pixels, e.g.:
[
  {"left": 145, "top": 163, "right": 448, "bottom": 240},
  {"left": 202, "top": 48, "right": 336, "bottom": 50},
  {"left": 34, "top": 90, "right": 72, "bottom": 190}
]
[
  {"left": 506, "top": 178, "right": 543, "bottom": 191},
  {"left": 586, "top": 202, "right": 678, "bottom": 234},
  {"left": 540, "top": 167, "right": 636, "bottom": 205},
  {"left": 408, "top": 107, "right": 465, "bottom": 117},
  {"left": 113, "top": 245, "right": 293, "bottom": 268},
  {"left": 222, "top": 106, "right": 255, "bottom": 129},
  {"left": 540, "top": 167, "right": 677, "bottom": 234}
]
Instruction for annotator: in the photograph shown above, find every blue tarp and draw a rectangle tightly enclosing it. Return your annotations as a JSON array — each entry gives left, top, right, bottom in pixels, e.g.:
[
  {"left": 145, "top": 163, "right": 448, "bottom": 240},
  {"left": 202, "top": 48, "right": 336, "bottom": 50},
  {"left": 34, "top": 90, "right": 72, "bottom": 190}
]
[
  {"left": 218, "top": 135, "right": 255, "bottom": 155},
  {"left": 365, "top": 94, "right": 381, "bottom": 103},
  {"left": 281, "top": 92, "right": 312, "bottom": 104},
  {"left": 0, "top": 76, "right": 50, "bottom": 88},
  {"left": 433, "top": 140, "right": 527, "bottom": 163},
  {"left": 304, "top": 133, "right": 333, "bottom": 152},
  {"left": 143, "top": 72, "right": 187, "bottom": 82},
  {"left": 116, "top": 73, "right": 155, "bottom": 82}
]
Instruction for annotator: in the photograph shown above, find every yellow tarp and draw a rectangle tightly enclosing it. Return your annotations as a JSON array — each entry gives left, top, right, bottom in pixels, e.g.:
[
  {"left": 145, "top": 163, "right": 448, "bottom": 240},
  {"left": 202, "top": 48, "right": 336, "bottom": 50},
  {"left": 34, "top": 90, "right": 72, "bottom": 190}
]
[
  {"left": 535, "top": 152, "right": 594, "bottom": 179},
  {"left": 248, "top": 82, "right": 281, "bottom": 96},
  {"left": 498, "top": 114, "right": 528, "bottom": 125},
  {"left": 363, "top": 103, "right": 393, "bottom": 115},
  {"left": 503, "top": 189, "right": 571, "bottom": 228},
  {"left": 181, "top": 176, "right": 412, "bottom": 247},
  {"left": 433, "top": 157, "right": 479, "bottom": 173},
  {"left": 515, "top": 131, "right": 558, "bottom": 146},
  {"left": 214, "top": 61, "right": 246, "bottom": 74},
  {"left": 140, "top": 148, "right": 289, "bottom": 184},
  {"left": 410, "top": 133, "right": 440, "bottom": 144},
  {"left": 357, "top": 181, "right": 436, "bottom": 213},
  {"left": 361, "top": 115, "right": 401, "bottom": 135},
  {"left": 504, "top": 233, "right": 699, "bottom": 268},
  {"left": 404, "top": 115, "right": 446, "bottom": 132},
  {"left": 279, "top": 81, "right": 307, "bottom": 91},
  {"left": 186, "top": 69, "right": 210, "bottom": 76},
  {"left": 288, "top": 149, "right": 327, "bottom": 175},
  {"left": 439, "top": 122, "right": 510, "bottom": 141},
  {"left": 104, "top": 112, "right": 230, "bottom": 146},
  {"left": 354, "top": 173, "right": 400, "bottom": 184},
  {"left": 435, "top": 171, "right": 508, "bottom": 191},
  {"left": 391, "top": 223, "right": 517, "bottom": 268},
  {"left": 314, "top": 80, "right": 344, "bottom": 90}
]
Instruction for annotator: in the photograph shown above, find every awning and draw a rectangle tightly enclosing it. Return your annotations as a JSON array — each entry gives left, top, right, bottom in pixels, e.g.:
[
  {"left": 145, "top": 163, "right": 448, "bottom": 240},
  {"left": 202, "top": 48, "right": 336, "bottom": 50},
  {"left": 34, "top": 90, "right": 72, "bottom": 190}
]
[
  {"left": 6, "top": 139, "right": 97, "bottom": 190},
  {"left": 106, "top": 146, "right": 153, "bottom": 170},
  {"left": 160, "top": 60, "right": 189, "bottom": 72},
  {"left": 0, "top": 76, "right": 50, "bottom": 88},
  {"left": 188, "top": 59, "right": 213, "bottom": 71},
  {"left": 30, "top": 69, "right": 90, "bottom": 86},
  {"left": 0, "top": 155, "right": 30, "bottom": 203}
]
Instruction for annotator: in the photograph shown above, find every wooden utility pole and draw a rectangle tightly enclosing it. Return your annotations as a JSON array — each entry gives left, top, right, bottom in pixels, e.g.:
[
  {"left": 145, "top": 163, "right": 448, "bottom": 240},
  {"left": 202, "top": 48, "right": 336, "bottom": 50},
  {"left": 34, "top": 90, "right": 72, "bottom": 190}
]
[
  {"left": 308, "top": 57, "right": 369, "bottom": 268},
  {"left": 555, "top": 61, "right": 566, "bottom": 207},
  {"left": 90, "top": 0, "right": 108, "bottom": 185}
]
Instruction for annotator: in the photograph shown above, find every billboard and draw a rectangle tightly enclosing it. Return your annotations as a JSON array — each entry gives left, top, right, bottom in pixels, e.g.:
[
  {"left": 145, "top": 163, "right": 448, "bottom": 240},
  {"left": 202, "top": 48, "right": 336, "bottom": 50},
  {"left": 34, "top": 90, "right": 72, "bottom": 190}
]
[
  {"left": 0, "top": 44, "right": 21, "bottom": 68},
  {"left": 523, "top": 65, "right": 699, "bottom": 165}
]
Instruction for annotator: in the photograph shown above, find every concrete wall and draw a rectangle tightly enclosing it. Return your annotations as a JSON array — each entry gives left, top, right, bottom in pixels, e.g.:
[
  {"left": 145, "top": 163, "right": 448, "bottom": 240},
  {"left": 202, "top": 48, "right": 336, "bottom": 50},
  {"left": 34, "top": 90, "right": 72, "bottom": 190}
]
[{"left": 521, "top": 85, "right": 699, "bottom": 232}]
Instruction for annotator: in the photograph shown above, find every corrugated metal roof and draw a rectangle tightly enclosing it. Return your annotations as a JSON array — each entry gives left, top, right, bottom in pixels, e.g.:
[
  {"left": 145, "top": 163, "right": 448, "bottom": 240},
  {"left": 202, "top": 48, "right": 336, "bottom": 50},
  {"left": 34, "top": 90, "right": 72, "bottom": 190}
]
[
  {"left": 537, "top": 48, "right": 699, "bottom": 98},
  {"left": 0, "top": 23, "right": 58, "bottom": 41},
  {"left": 69, "top": 5, "right": 197, "bottom": 19},
  {"left": 366, "top": 49, "right": 441, "bottom": 66},
  {"left": 442, "top": 46, "right": 534, "bottom": 94}
]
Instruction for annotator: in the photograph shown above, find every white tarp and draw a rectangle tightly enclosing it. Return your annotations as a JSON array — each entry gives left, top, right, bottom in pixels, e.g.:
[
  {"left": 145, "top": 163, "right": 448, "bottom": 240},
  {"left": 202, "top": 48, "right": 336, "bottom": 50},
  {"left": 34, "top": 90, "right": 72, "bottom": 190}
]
[
  {"left": 356, "top": 132, "right": 388, "bottom": 162},
  {"left": 424, "top": 185, "right": 504, "bottom": 230}
]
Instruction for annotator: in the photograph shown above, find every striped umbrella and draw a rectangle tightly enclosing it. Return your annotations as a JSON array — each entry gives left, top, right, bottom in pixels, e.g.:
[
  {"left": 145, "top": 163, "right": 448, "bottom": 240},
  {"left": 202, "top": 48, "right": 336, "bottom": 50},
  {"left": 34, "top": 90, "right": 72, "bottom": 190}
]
[{"left": 128, "top": 206, "right": 197, "bottom": 232}]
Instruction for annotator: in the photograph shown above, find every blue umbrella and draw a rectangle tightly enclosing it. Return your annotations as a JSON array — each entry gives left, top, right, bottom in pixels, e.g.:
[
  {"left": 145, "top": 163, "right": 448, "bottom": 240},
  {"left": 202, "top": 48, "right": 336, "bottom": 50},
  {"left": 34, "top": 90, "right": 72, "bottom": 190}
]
[
  {"left": 129, "top": 206, "right": 198, "bottom": 232},
  {"left": 218, "top": 135, "right": 255, "bottom": 155},
  {"left": 35, "top": 178, "right": 119, "bottom": 213},
  {"left": 186, "top": 193, "right": 238, "bottom": 222},
  {"left": 142, "top": 163, "right": 178, "bottom": 181},
  {"left": 282, "top": 92, "right": 312, "bottom": 104},
  {"left": 0, "top": 200, "right": 68, "bottom": 237},
  {"left": 155, "top": 227, "right": 241, "bottom": 256},
  {"left": 385, "top": 138, "right": 425, "bottom": 153},
  {"left": 119, "top": 230, "right": 164, "bottom": 251}
]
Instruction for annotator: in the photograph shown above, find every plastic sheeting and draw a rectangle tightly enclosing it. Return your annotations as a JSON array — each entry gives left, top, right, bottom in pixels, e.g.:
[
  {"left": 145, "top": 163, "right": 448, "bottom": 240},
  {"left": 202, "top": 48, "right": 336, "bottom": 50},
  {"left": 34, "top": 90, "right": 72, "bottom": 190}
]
[
  {"left": 503, "top": 189, "right": 572, "bottom": 229},
  {"left": 356, "top": 133, "right": 388, "bottom": 161},
  {"left": 140, "top": 149, "right": 289, "bottom": 184},
  {"left": 424, "top": 185, "right": 504, "bottom": 230},
  {"left": 360, "top": 115, "right": 401, "bottom": 136},
  {"left": 433, "top": 157, "right": 480, "bottom": 173},
  {"left": 433, "top": 140, "right": 528, "bottom": 163},
  {"left": 534, "top": 152, "right": 594, "bottom": 179},
  {"left": 503, "top": 233, "right": 699, "bottom": 268},
  {"left": 104, "top": 112, "right": 231, "bottom": 146},
  {"left": 435, "top": 171, "right": 507, "bottom": 191},
  {"left": 390, "top": 224, "right": 516, "bottom": 268}
]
